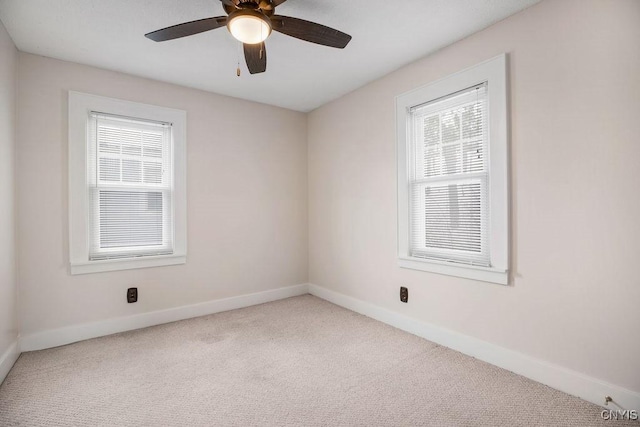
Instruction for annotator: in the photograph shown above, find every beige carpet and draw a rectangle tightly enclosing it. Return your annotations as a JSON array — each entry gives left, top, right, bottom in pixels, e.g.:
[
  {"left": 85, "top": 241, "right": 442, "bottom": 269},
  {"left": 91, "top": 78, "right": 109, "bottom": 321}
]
[{"left": 0, "top": 295, "right": 635, "bottom": 426}]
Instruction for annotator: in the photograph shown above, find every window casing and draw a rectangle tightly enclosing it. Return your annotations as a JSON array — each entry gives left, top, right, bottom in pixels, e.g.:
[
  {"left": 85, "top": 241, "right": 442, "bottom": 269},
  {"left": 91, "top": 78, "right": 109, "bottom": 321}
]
[
  {"left": 396, "top": 54, "right": 508, "bottom": 285},
  {"left": 69, "top": 92, "right": 187, "bottom": 274}
]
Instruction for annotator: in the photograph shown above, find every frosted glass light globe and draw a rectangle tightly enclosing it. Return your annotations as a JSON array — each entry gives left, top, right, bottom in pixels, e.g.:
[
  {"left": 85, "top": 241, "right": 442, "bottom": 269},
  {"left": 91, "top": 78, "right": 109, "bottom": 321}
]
[{"left": 228, "top": 13, "right": 271, "bottom": 44}]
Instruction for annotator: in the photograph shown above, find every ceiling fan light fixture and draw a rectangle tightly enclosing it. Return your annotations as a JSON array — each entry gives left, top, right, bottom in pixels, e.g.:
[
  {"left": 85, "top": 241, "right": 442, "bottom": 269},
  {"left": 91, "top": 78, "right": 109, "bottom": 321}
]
[
  {"left": 227, "top": 10, "right": 271, "bottom": 44},
  {"left": 145, "top": 0, "right": 352, "bottom": 74}
]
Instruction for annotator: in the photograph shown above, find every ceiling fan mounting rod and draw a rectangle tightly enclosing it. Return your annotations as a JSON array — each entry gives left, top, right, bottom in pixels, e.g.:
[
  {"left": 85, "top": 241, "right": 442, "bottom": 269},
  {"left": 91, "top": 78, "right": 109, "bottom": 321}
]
[{"left": 237, "top": 1, "right": 260, "bottom": 10}]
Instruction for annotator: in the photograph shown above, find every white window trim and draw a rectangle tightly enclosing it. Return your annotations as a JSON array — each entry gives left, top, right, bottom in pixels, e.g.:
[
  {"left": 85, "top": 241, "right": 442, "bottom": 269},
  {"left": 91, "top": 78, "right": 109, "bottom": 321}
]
[
  {"left": 69, "top": 91, "right": 187, "bottom": 275},
  {"left": 396, "top": 54, "right": 509, "bottom": 285}
]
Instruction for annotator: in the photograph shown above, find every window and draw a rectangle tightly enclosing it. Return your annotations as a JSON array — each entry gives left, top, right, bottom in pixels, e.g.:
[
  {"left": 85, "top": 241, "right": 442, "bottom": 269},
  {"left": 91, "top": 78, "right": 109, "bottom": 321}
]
[
  {"left": 69, "top": 92, "right": 187, "bottom": 274},
  {"left": 396, "top": 54, "right": 508, "bottom": 285}
]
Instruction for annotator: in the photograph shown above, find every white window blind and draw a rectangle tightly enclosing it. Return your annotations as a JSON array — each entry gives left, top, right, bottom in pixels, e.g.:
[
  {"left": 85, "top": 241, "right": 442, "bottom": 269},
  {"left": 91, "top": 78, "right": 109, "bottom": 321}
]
[
  {"left": 408, "top": 83, "right": 490, "bottom": 266},
  {"left": 87, "top": 113, "right": 174, "bottom": 260}
]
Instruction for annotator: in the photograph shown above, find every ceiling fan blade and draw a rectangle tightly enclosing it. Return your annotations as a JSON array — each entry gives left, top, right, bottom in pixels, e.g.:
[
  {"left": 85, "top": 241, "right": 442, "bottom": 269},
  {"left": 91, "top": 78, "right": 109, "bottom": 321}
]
[
  {"left": 270, "top": 15, "right": 351, "bottom": 49},
  {"left": 244, "top": 42, "right": 267, "bottom": 74},
  {"left": 145, "top": 16, "right": 227, "bottom": 42},
  {"left": 272, "top": 0, "right": 287, "bottom": 6}
]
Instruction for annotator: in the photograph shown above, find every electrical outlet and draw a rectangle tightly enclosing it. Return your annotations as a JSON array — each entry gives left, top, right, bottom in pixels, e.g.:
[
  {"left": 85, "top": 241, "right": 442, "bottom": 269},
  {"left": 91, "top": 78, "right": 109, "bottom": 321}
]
[
  {"left": 127, "top": 287, "right": 138, "bottom": 303},
  {"left": 400, "top": 286, "right": 408, "bottom": 303}
]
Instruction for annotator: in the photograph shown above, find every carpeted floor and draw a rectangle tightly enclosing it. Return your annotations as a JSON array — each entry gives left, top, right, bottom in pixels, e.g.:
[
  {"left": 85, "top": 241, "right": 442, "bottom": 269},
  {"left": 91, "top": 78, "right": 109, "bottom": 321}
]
[{"left": 0, "top": 295, "right": 635, "bottom": 426}]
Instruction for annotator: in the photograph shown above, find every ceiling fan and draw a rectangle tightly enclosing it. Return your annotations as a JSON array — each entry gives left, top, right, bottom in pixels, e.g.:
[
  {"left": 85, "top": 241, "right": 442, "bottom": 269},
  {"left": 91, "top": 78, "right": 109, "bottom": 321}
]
[{"left": 145, "top": 0, "right": 352, "bottom": 75}]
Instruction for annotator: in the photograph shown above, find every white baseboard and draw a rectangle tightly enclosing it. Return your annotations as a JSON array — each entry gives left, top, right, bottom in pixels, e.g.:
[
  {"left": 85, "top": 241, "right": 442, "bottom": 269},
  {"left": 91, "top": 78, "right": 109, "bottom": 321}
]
[
  {"left": 308, "top": 283, "right": 640, "bottom": 411},
  {"left": 20, "top": 284, "right": 309, "bottom": 352},
  {"left": 0, "top": 340, "right": 20, "bottom": 385},
  {"left": 15, "top": 282, "right": 640, "bottom": 411}
]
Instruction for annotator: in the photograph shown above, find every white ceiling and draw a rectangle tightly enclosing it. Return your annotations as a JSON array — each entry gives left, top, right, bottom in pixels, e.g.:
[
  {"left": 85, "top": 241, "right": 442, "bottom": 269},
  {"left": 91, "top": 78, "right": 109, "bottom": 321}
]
[{"left": 0, "top": 0, "right": 538, "bottom": 112}]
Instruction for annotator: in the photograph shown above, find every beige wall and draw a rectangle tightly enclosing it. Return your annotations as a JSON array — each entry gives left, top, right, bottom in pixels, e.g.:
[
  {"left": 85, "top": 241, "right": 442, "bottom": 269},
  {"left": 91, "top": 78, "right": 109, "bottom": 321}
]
[
  {"left": 16, "top": 53, "right": 308, "bottom": 336},
  {"left": 0, "top": 19, "right": 17, "bottom": 358},
  {"left": 8, "top": 0, "right": 640, "bottom": 396},
  {"left": 308, "top": 0, "right": 640, "bottom": 393}
]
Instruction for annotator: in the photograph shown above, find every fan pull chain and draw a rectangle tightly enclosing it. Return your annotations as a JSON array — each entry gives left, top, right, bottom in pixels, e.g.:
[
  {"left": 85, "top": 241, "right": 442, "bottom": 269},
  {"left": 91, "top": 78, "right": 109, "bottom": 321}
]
[
  {"left": 236, "top": 42, "right": 241, "bottom": 77},
  {"left": 260, "top": 22, "right": 264, "bottom": 59}
]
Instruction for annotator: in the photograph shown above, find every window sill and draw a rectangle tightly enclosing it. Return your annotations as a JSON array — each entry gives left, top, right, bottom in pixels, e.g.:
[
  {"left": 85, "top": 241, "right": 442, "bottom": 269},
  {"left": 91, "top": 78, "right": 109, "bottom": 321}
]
[
  {"left": 70, "top": 254, "right": 186, "bottom": 275},
  {"left": 398, "top": 256, "right": 508, "bottom": 285}
]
